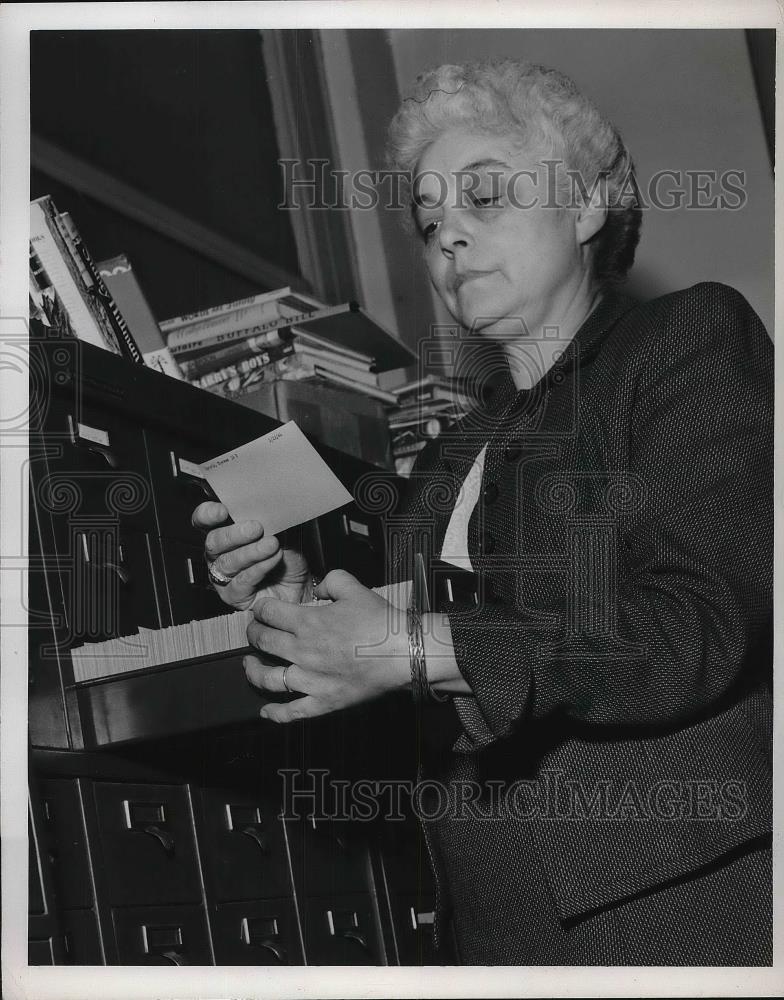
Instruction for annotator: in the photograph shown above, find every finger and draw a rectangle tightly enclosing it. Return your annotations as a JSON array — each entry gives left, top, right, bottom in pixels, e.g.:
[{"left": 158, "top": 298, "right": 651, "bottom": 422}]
[
  {"left": 243, "top": 656, "right": 304, "bottom": 694},
  {"left": 246, "top": 621, "right": 296, "bottom": 662},
  {"left": 315, "top": 569, "right": 364, "bottom": 602},
  {"left": 211, "top": 535, "right": 281, "bottom": 580},
  {"left": 252, "top": 596, "right": 307, "bottom": 632},
  {"left": 260, "top": 695, "right": 323, "bottom": 723},
  {"left": 191, "top": 500, "right": 230, "bottom": 530},
  {"left": 205, "top": 519, "right": 264, "bottom": 559},
  {"left": 228, "top": 547, "right": 284, "bottom": 590}
]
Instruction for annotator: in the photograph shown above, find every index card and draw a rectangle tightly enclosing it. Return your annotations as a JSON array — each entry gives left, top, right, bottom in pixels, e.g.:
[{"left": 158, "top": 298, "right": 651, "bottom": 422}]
[{"left": 200, "top": 421, "right": 353, "bottom": 536}]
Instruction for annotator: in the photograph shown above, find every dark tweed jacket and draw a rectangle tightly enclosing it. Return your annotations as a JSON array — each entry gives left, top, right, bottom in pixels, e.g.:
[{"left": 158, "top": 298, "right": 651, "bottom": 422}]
[{"left": 389, "top": 282, "right": 773, "bottom": 941}]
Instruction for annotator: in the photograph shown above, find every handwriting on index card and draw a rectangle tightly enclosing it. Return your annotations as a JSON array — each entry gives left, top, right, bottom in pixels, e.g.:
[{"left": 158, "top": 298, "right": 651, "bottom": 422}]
[{"left": 200, "top": 421, "right": 353, "bottom": 536}]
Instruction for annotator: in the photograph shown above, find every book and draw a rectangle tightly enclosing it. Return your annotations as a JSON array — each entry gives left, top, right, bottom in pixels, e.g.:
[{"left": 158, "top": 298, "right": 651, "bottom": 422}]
[
  {"left": 199, "top": 364, "right": 281, "bottom": 400},
  {"left": 29, "top": 246, "right": 77, "bottom": 337},
  {"left": 394, "top": 451, "right": 424, "bottom": 477},
  {"left": 163, "top": 290, "right": 323, "bottom": 356},
  {"left": 293, "top": 340, "right": 376, "bottom": 374},
  {"left": 97, "top": 253, "right": 184, "bottom": 379},
  {"left": 290, "top": 327, "right": 376, "bottom": 367},
  {"left": 191, "top": 341, "right": 295, "bottom": 389},
  {"left": 59, "top": 215, "right": 144, "bottom": 365},
  {"left": 393, "top": 373, "right": 481, "bottom": 399},
  {"left": 178, "top": 327, "right": 293, "bottom": 379},
  {"left": 30, "top": 196, "right": 122, "bottom": 354},
  {"left": 387, "top": 402, "right": 460, "bottom": 429},
  {"left": 290, "top": 301, "right": 416, "bottom": 372},
  {"left": 392, "top": 438, "right": 429, "bottom": 458},
  {"left": 283, "top": 351, "right": 380, "bottom": 389},
  {"left": 390, "top": 412, "right": 449, "bottom": 437},
  {"left": 158, "top": 286, "right": 296, "bottom": 333},
  {"left": 306, "top": 367, "right": 399, "bottom": 404}
]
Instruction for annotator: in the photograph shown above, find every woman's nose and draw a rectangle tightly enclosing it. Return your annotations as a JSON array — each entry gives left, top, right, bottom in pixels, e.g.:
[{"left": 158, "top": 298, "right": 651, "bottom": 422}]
[{"left": 438, "top": 210, "right": 472, "bottom": 255}]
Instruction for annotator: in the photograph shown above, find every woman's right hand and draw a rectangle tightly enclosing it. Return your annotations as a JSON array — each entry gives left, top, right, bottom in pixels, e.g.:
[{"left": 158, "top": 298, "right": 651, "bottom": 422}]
[{"left": 192, "top": 501, "right": 311, "bottom": 612}]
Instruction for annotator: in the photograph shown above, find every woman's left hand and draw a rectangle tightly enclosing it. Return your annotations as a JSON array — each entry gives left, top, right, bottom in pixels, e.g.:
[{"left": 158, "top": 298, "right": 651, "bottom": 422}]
[{"left": 244, "top": 569, "right": 410, "bottom": 722}]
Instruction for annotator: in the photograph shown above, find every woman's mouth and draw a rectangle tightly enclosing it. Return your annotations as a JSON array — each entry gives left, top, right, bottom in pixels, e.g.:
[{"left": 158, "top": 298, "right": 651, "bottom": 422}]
[{"left": 454, "top": 270, "right": 493, "bottom": 293}]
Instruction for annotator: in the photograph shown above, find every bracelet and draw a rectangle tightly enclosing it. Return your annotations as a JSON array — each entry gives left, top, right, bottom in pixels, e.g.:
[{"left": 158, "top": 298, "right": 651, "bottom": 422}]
[
  {"left": 300, "top": 575, "right": 322, "bottom": 605},
  {"left": 407, "top": 606, "right": 426, "bottom": 704},
  {"left": 407, "top": 606, "right": 450, "bottom": 705}
]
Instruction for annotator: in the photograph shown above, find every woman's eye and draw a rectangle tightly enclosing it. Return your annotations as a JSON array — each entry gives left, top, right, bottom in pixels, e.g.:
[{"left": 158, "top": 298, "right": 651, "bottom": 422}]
[
  {"left": 421, "top": 219, "right": 440, "bottom": 243},
  {"left": 471, "top": 195, "right": 502, "bottom": 208}
]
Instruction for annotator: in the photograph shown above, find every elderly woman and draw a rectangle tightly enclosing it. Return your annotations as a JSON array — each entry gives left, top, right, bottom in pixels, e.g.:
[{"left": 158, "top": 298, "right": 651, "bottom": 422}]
[{"left": 193, "top": 60, "right": 772, "bottom": 965}]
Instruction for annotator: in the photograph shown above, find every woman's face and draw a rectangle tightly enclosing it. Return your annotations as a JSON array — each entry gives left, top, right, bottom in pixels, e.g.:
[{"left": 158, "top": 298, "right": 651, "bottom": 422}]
[{"left": 413, "top": 127, "right": 597, "bottom": 337}]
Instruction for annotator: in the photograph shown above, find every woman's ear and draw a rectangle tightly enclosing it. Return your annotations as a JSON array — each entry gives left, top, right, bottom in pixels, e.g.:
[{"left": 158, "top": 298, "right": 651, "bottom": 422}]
[{"left": 575, "top": 198, "right": 608, "bottom": 245}]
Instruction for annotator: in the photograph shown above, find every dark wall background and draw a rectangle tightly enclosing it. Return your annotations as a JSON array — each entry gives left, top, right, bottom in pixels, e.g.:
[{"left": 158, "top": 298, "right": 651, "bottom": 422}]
[{"left": 31, "top": 30, "right": 301, "bottom": 322}]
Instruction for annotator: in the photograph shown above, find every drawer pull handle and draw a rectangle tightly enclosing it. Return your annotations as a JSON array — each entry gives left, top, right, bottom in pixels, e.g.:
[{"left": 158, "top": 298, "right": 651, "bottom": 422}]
[
  {"left": 104, "top": 561, "right": 131, "bottom": 585},
  {"left": 256, "top": 940, "right": 286, "bottom": 963},
  {"left": 339, "top": 929, "right": 369, "bottom": 951},
  {"left": 141, "top": 824, "right": 175, "bottom": 855},
  {"left": 68, "top": 417, "right": 119, "bottom": 468},
  {"left": 241, "top": 827, "right": 268, "bottom": 853},
  {"left": 160, "top": 949, "right": 188, "bottom": 966},
  {"left": 86, "top": 443, "right": 119, "bottom": 469}
]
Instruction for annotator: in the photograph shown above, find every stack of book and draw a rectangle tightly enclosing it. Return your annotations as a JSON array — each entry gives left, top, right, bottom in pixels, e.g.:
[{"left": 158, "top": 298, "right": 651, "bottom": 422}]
[
  {"left": 29, "top": 194, "right": 183, "bottom": 378},
  {"left": 165, "top": 290, "right": 413, "bottom": 405},
  {"left": 386, "top": 374, "right": 477, "bottom": 476}
]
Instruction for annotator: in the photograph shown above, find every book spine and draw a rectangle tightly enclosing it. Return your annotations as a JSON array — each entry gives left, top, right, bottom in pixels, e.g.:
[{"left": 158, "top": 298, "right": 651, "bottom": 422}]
[
  {"left": 96, "top": 255, "right": 181, "bottom": 380},
  {"left": 311, "top": 359, "right": 379, "bottom": 388},
  {"left": 290, "top": 326, "right": 375, "bottom": 367},
  {"left": 170, "top": 308, "right": 324, "bottom": 357},
  {"left": 53, "top": 209, "right": 130, "bottom": 357},
  {"left": 159, "top": 286, "right": 292, "bottom": 333},
  {"left": 164, "top": 295, "right": 309, "bottom": 351},
  {"left": 199, "top": 365, "right": 278, "bottom": 399},
  {"left": 59, "top": 213, "right": 144, "bottom": 364},
  {"left": 293, "top": 342, "right": 374, "bottom": 374},
  {"left": 191, "top": 342, "right": 295, "bottom": 389},
  {"left": 29, "top": 198, "right": 121, "bottom": 353},
  {"left": 29, "top": 249, "right": 77, "bottom": 337},
  {"left": 178, "top": 328, "right": 293, "bottom": 377},
  {"left": 312, "top": 367, "right": 399, "bottom": 404},
  {"left": 392, "top": 438, "right": 428, "bottom": 457},
  {"left": 142, "top": 347, "right": 185, "bottom": 380}
]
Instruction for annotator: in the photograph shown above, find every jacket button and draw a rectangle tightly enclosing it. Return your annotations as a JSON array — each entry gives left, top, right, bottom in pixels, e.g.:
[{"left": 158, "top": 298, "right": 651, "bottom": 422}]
[
  {"left": 483, "top": 482, "right": 499, "bottom": 505},
  {"left": 480, "top": 531, "right": 495, "bottom": 555},
  {"left": 504, "top": 443, "right": 523, "bottom": 461}
]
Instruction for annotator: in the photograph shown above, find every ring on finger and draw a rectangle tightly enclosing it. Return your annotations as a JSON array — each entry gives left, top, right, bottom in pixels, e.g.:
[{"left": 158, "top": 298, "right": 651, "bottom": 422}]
[
  {"left": 282, "top": 664, "right": 293, "bottom": 694},
  {"left": 208, "top": 561, "right": 232, "bottom": 586}
]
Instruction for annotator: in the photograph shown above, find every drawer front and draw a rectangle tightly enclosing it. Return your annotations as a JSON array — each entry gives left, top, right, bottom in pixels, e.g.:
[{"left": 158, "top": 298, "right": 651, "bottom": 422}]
[
  {"left": 61, "top": 908, "right": 104, "bottom": 965},
  {"left": 144, "top": 435, "right": 220, "bottom": 545},
  {"left": 317, "top": 506, "right": 386, "bottom": 589},
  {"left": 46, "top": 528, "right": 163, "bottom": 647},
  {"left": 302, "top": 895, "right": 382, "bottom": 965},
  {"left": 28, "top": 938, "right": 56, "bottom": 965},
  {"left": 389, "top": 895, "right": 439, "bottom": 966},
  {"left": 378, "top": 814, "right": 436, "bottom": 897},
  {"left": 92, "top": 782, "right": 201, "bottom": 905},
  {"left": 112, "top": 904, "right": 212, "bottom": 965},
  {"left": 39, "top": 778, "right": 93, "bottom": 909},
  {"left": 37, "top": 395, "right": 155, "bottom": 535},
  {"left": 286, "top": 817, "right": 371, "bottom": 898},
  {"left": 199, "top": 789, "right": 292, "bottom": 902},
  {"left": 157, "top": 536, "right": 232, "bottom": 627},
  {"left": 211, "top": 898, "right": 302, "bottom": 965},
  {"left": 29, "top": 811, "right": 45, "bottom": 916}
]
